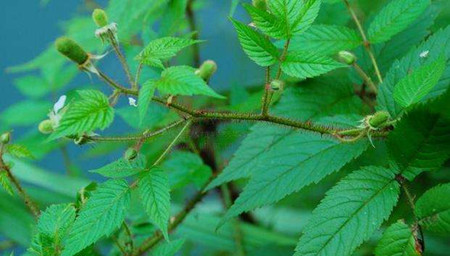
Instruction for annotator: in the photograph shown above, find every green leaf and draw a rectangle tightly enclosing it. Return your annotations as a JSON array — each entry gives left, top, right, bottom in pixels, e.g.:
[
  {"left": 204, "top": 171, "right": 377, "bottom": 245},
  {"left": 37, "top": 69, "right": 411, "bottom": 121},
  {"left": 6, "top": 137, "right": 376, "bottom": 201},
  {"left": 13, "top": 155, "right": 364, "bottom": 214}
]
[
  {"left": 268, "top": 0, "right": 321, "bottom": 38},
  {"left": 230, "top": 18, "right": 279, "bottom": 66},
  {"left": 89, "top": 155, "right": 147, "bottom": 178},
  {"left": 387, "top": 102, "right": 450, "bottom": 180},
  {"left": 377, "top": 26, "right": 450, "bottom": 118},
  {"left": 156, "top": 66, "right": 225, "bottom": 98},
  {"left": 281, "top": 51, "right": 346, "bottom": 79},
  {"left": 4, "top": 144, "right": 34, "bottom": 159},
  {"left": 415, "top": 183, "right": 450, "bottom": 234},
  {"left": 136, "top": 37, "right": 202, "bottom": 68},
  {"left": 368, "top": 0, "right": 430, "bottom": 44},
  {"left": 62, "top": 179, "right": 131, "bottom": 256},
  {"left": 0, "top": 100, "right": 52, "bottom": 128},
  {"left": 243, "top": 3, "right": 287, "bottom": 39},
  {"left": 393, "top": 55, "right": 446, "bottom": 108},
  {"left": 375, "top": 220, "right": 420, "bottom": 256},
  {"left": 295, "top": 167, "right": 400, "bottom": 256},
  {"left": 51, "top": 90, "right": 114, "bottom": 140},
  {"left": 208, "top": 77, "right": 362, "bottom": 189},
  {"left": 138, "top": 80, "right": 157, "bottom": 124},
  {"left": 288, "top": 25, "right": 362, "bottom": 55},
  {"left": 0, "top": 171, "right": 13, "bottom": 195},
  {"left": 29, "top": 204, "right": 77, "bottom": 255},
  {"left": 220, "top": 135, "right": 368, "bottom": 224},
  {"left": 163, "top": 151, "right": 212, "bottom": 189},
  {"left": 151, "top": 238, "right": 185, "bottom": 256},
  {"left": 138, "top": 168, "right": 171, "bottom": 240}
]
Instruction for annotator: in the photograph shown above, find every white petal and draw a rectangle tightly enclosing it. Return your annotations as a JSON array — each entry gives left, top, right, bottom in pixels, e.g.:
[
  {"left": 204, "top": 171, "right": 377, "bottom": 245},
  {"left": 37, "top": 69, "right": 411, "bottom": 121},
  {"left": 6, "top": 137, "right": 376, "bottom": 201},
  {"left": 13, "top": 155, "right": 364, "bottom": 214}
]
[
  {"left": 419, "top": 50, "right": 429, "bottom": 58},
  {"left": 53, "top": 95, "right": 67, "bottom": 113},
  {"left": 128, "top": 97, "right": 138, "bottom": 107}
]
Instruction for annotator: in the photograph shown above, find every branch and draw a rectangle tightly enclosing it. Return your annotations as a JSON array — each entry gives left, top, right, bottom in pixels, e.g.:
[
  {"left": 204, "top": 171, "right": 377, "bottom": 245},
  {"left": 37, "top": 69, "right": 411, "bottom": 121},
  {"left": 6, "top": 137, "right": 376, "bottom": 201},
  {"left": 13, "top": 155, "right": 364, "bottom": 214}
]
[{"left": 342, "top": 0, "right": 383, "bottom": 83}]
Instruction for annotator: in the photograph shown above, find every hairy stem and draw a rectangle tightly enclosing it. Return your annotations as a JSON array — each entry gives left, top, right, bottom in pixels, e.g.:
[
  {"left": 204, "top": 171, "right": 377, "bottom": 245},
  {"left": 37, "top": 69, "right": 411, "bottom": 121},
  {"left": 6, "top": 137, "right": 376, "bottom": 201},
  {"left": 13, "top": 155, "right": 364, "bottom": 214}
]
[
  {"left": 109, "top": 32, "right": 135, "bottom": 88},
  {"left": 353, "top": 63, "right": 378, "bottom": 93},
  {"left": 342, "top": 0, "right": 383, "bottom": 83}
]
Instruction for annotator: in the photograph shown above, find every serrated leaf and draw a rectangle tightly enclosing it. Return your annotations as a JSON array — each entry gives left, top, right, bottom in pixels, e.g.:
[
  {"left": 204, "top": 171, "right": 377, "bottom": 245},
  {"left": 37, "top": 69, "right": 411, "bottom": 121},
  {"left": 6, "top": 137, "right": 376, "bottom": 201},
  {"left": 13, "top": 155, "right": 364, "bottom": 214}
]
[
  {"left": 387, "top": 102, "right": 450, "bottom": 180},
  {"left": 156, "top": 66, "right": 225, "bottom": 98},
  {"left": 288, "top": 25, "right": 362, "bottom": 55},
  {"left": 243, "top": 3, "right": 287, "bottom": 39},
  {"left": 51, "top": 90, "right": 114, "bottom": 140},
  {"left": 89, "top": 155, "right": 147, "bottom": 178},
  {"left": 295, "top": 166, "right": 400, "bottom": 256},
  {"left": 62, "top": 179, "right": 131, "bottom": 256},
  {"left": 268, "top": 0, "right": 321, "bottom": 38},
  {"left": 375, "top": 221, "right": 420, "bottom": 256},
  {"left": 368, "top": 0, "right": 430, "bottom": 44},
  {"left": 136, "top": 37, "right": 202, "bottom": 68},
  {"left": 377, "top": 26, "right": 450, "bottom": 118},
  {"left": 138, "top": 168, "right": 171, "bottom": 240},
  {"left": 393, "top": 55, "right": 446, "bottom": 108},
  {"left": 0, "top": 171, "right": 13, "bottom": 195},
  {"left": 29, "top": 204, "right": 77, "bottom": 256},
  {"left": 230, "top": 18, "right": 279, "bottom": 66},
  {"left": 415, "top": 183, "right": 450, "bottom": 234},
  {"left": 151, "top": 238, "right": 185, "bottom": 256},
  {"left": 220, "top": 135, "right": 368, "bottom": 225},
  {"left": 208, "top": 77, "right": 362, "bottom": 189},
  {"left": 138, "top": 80, "right": 157, "bottom": 124},
  {"left": 5, "top": 144, "right": 34, "bottom": 159},
  {"left": 281, "top": 51, "right": 346, "bottom": 79}
]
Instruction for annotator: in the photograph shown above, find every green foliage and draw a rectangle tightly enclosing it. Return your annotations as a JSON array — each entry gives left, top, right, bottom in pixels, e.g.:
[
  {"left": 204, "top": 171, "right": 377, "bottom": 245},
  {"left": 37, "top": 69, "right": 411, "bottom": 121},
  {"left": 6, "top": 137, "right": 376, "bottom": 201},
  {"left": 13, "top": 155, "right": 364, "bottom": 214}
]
[
  {"left": 281, "top": 51, "right": 346, "bottom": 78},
  {"left": 231, "top": 18, "right": 279, "bottom": 66},
  {"left": 136, "top": 37, "right": 202, "bottom": 69},
  {"left": 89, "top": 155, "right": 147, "bottom": 178},
  {"left": 0, "top": 171, "right": 13, "bottom": 195},
  {"left": 62, "top": 179, "right": 131, "bottom": 256},
  {"left": 295, "top": 167, "right": 400, "bottom": 256},
  {"left": 374, "top": 220, "right": 420, "bottom": 256},
  {"left": 368, "top": 0, "right": 430, "bottom": 43},
  {"left": 138, "top": 80, "right": 158, "bottom": 124},
  {"left": 138, "top": 168, "right": 171, "bottom": 240},
  {"left": 50, "top": 90, "right": 114, "bottom": 139},
  {"left": 415, "top": 183, "right": 450, "bottom": 234},
  {"left": 393, "top": 55, "right": 446, "bottom": 108},
  {"left": 4, "top": 144, "right": 34, "bottom": 159},
  {"left": 150, "top": 239, "right": 185, "bottom": 256}
]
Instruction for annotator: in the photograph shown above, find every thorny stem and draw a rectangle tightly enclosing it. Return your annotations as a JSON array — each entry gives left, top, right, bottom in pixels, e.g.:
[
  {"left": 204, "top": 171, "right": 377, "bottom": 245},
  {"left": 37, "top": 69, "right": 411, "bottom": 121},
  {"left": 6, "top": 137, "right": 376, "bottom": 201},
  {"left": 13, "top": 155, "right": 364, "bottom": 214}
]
[
  {"left": 98, "top": 70, "right": 136, "bottom": 94},
  {"left": 132, "top": 179, "right": 211, "bottom": 256},
  {"left": 342, "top": 0, "right": 383, "bottom": 83},
  {"left": 108, "top": 32, "right": 135, "bottom": 88},
  {"left": 0, "top": 149, "right": 40, "bottom": 219},
  {"left": 353, "top": 63, "right": 378, "bottom": 93}
]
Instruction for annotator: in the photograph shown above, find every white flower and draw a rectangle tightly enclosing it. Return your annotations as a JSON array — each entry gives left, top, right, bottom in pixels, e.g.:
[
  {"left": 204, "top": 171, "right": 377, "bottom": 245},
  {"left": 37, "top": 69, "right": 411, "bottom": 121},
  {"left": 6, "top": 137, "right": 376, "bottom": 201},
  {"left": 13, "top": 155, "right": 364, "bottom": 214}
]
[
  {"left": 128, "top": 97, "right": 138, "bottom": 107},
  {"left": 53, "top": 95, "right": 66, "bottom": 113},
  {"left": 49, "top": 95, "right": 67, "bottom": 127},
  {"left": 420, "top": 50, "right": 429, "bottom": 58}
]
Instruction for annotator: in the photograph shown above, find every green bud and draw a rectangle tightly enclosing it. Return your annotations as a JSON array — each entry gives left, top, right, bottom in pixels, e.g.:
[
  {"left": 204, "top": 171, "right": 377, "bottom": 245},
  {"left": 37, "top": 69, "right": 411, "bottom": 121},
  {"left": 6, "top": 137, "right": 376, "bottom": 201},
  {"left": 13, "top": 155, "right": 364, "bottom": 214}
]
[
  {"left": 270, "top": 79, "right": 284, "bottom": 91},
  {"left": 55, "top": 37, "right": 89, "bottom": 65},
  {"left": 92, "top": 9, "right": 109, "bottom": 27},
  {"left": 124, "top": 148, "right": 138, "bottom": 161},
  {"left": 369, "top": 111, "right": 390, "bottom": 128},
  {"left": 252, "top": 0, "right": 267, "bottom": 10},
  {"left": 0, "top": 132, "right": 11, "bottom": 144},
  {"left": 195, "top": 60, "right": 217, "bottom": 81},
  {"left": 38, "top": 120, "right": 54, "bottom": 134},
  {"left": 337, "top": 51, "right": 356, "bottom": 65}
]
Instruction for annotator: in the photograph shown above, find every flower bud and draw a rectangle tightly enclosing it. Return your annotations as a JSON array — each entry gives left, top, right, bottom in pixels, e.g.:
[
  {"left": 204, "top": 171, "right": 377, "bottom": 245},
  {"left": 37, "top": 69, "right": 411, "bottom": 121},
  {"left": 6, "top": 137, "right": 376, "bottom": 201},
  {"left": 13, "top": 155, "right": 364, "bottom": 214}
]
[
  {"left": 252, "top": 0, "right": 267, "bottom": 10},
  {"left": 195, "top": 60, "right": 217, "bottom": 81},
  {"left": 55, "top": 37, "right": 89, "bottom": 65},
  {"left": 124, "top": 148, "right": 138, "bottom": 161},
  {"left": 369, "top": 111, "right": 390, "bottom": 128},
  {"left": 0, "top": 132, "right": 11, "bottom": 144},
  {"left": 92, "top": 9, "right": 108, "bottom": 28},
  {"left": 338, "top": 51, "right": 356, "bottom": 65},
  {"left": 38, "top": 120, "right": 54, "bottom": 134},
  {"left": 270, "top": 79, "right": 284, "bottom": 91}
]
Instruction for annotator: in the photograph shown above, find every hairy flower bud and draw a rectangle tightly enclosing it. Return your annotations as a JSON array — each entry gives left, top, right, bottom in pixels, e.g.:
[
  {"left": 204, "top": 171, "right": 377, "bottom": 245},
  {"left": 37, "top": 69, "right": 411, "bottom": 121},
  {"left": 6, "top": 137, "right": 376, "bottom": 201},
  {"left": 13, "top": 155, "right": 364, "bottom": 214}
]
[
  {"left": 195, "top": 60, "right": 217, "bottom": 81},
  {"left": 92, "top": 9, "right": 109, "bottom": 28},
  {"left": 124, "top": 148, "right": 138, "bottom": 161},
  {"left": 338, "top": 51, "right": 356, "bottom": 65},
  {"left": 252, "top": 0, "right": 267, "bottom": 10},
  {"left": 270, "top": 79, "right": 284, "bottom": 91},
  {"left": 38, "top": 120, "right": 54, "bottom": 134},
  {"left": 0, "top": 132, "right": 11, "bottom": 144},
  {"left": 369, "top": 111, "right": 390, "bottom": 128},
  {"left": 55, "top": 37, "right": 89, "bottom": 65}
]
